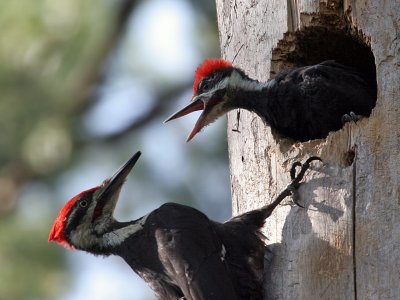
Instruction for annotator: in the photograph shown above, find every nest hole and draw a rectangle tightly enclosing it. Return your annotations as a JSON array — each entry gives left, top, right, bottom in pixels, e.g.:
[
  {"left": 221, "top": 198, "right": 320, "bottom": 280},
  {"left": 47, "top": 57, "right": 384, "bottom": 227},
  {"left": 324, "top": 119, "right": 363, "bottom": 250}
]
[
  {"left": 270, "top": 20, "right": 377, "bottom": 149},
  {"left": 271, "top": 26, "right": 376, "bottom": 85}
]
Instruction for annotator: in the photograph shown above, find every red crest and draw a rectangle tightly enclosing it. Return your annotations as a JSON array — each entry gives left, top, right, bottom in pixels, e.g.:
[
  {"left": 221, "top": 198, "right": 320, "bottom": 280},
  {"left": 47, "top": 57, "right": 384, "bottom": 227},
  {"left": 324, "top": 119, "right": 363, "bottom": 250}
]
[
  {"left": 193, "top": 59, "right": 232, "bottom": 95},
  {"left": 48, "top": 187, "right": 98, "bottom": 249}
]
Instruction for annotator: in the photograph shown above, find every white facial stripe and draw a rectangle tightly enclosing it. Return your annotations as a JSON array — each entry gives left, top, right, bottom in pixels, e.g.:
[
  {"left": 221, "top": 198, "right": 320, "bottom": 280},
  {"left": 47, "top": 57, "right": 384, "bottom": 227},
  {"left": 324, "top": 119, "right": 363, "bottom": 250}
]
[
  {"left": 198, "top": 77, "right": 229, "bottom": 100},
  {"left": 228, "top": 70, "right": 273, "bottom": 91},
  {"left": 103, "top": 215, "right": 148, "bottom": 246},
  {"left": 69, "top": 212, "right": 148, "bottom": 250}
]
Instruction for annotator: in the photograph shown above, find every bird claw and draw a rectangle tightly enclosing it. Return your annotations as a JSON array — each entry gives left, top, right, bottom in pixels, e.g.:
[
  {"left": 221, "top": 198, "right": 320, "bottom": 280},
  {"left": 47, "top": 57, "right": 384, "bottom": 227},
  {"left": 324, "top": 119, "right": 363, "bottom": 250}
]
[
  {"left": 287, "top": 184, "right": 304, "bottom": 208},
  {"left": 262, "top": 157, "right": 321, "bottom": 214},
  {"left": 341, "top": 112, "right": 363, "bottom": 124},
  {"left": 288, "top": 157, "right": 322, "bottom": 208},
  {"left": 290, "top": 162, "right": 302, "bottom": 181}
]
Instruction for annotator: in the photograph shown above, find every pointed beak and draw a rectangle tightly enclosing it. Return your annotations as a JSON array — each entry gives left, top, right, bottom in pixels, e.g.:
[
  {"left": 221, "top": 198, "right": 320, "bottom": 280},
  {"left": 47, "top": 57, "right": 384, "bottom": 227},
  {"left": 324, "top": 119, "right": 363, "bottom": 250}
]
[
  {"left": 98, "top": 151, "right": 141, "bottom": 201},
  {"left": 165, "top": 93, "right": 227, "bottom": 142},
  {"left": 164, "top": 95, "right": 207, "bottom": 142},
  {"left": 164, "top": 96, "right": 204, "bottom": 123},
  {"left": 186, "top": 113, "right": 207, "bottom": 142}
]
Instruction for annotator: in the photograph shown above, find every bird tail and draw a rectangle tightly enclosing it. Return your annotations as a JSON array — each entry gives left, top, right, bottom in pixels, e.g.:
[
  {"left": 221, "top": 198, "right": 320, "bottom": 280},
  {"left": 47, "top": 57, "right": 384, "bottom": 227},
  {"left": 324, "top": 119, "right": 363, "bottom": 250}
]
[{"left": 228, "top": 157, "right": 321, "bottom": 228}]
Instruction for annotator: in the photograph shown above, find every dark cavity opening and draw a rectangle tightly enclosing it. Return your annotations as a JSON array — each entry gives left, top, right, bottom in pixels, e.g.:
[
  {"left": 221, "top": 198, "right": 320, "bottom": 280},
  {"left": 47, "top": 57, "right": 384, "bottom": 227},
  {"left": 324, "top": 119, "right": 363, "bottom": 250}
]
[
  {"left": 271, "top": 27, "right": 376, "bottom": 88},
  {"left": 269, "top": 25, "right": 377, "bottom": 142}
]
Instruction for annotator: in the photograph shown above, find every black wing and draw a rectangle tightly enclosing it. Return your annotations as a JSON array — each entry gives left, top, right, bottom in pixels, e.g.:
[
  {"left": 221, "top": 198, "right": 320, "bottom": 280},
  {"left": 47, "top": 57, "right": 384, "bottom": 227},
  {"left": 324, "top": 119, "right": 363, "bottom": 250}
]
[
  {"left": 153, "top": 203, "right": 239, "bottom": 300},
  {"left": 263, "top": 61, "right": 376, "bottom": 140}
]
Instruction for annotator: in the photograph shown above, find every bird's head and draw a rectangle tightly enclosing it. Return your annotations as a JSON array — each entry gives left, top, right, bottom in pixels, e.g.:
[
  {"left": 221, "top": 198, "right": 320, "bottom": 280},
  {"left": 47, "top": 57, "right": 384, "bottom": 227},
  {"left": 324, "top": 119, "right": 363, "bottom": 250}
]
[
  {"left": 165, "top": 58, "right": 249, "bottom": 141},
  {"left": 48, "top": 151, "right": 142, "bottom": 252}
]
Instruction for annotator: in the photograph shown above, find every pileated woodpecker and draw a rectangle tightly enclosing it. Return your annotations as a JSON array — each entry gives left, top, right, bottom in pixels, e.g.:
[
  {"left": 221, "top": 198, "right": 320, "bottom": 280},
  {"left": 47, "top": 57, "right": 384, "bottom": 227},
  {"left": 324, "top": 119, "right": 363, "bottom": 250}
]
[
  {"left": 165, "top": 59, "right": 376, "bottom": 142},
  {"left": 49, "top": 152, "right": 320, "bottom": 300}
]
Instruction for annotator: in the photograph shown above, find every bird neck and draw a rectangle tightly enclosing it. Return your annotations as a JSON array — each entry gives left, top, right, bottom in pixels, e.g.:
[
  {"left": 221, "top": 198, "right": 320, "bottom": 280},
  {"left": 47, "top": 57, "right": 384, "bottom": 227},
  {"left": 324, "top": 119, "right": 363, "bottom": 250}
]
[
  {"left": 229, "top": 75, "right": 275, "bottom": 120},
  {"left": 71, "top": 215, "right": 148, "bottom": 255}
]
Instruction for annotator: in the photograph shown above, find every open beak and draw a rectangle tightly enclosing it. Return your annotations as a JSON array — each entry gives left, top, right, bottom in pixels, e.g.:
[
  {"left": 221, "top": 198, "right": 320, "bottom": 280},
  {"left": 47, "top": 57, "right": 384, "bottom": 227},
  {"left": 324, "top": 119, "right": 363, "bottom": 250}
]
[
  {"left": 164, "top": 96, "right": 209, "bottom": 142},
  {"left": 164, "top": 96, "right": 204, "bottom": 123},
  {"left": 186, "top": 111, "right": 208, "bottom": 142},
  {"left": 98, "top": 151, "right": 142, "bottom": 201},
  {"left": 48, "top": 151, "right": 142, "bottom": 248}
]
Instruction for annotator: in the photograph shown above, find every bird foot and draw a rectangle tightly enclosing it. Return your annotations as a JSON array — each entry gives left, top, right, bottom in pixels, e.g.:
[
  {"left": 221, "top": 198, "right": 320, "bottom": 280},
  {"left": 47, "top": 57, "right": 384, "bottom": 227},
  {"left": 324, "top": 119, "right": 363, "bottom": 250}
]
[
  {"left": 288, "top": 157, "right": 322, "bottom": 208},
  {"left": 287, "top": 184, "right": 303, "bottom": 208},
  {"left": 341, "top": 112, "right": 363, "bottom": 124}
]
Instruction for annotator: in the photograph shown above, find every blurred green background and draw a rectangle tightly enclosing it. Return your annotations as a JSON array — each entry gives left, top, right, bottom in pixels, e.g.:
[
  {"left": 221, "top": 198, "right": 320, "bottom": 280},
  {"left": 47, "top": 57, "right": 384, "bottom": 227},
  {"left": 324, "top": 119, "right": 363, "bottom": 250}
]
[{"left": 0, "top": 0, "right": 230, "bottom": 299}]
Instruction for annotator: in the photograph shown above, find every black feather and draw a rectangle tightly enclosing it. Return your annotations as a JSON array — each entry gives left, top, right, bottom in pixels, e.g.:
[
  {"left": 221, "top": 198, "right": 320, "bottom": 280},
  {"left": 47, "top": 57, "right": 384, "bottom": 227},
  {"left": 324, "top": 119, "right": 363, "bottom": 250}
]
[
  {"left": 231, "top": 61, "right": 376, "bottom": 141},
  {"left": 110, "top": 158, "right": 320, "bottom": 300}
]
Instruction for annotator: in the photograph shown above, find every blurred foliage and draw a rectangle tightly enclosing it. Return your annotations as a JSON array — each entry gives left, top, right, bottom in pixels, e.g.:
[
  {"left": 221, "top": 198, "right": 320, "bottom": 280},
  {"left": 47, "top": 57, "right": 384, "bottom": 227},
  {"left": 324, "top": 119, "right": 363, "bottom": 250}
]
[
  {"left": 0, "top": 0, "right": 113, "bottom": 175},
  {"left": 0, "top": 0, "right": 223, "bottom": 299},
  {"left": 0, "top": 212, "right": 66, "bottom": 299},
  {"left": 0, "top": 1, "right": 117, "bottom": 299}
]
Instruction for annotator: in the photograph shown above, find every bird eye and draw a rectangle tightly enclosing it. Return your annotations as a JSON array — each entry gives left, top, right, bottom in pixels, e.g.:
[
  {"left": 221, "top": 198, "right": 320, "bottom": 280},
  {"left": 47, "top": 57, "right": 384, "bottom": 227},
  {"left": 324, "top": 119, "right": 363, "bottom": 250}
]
[
  {"left": 79, "top": 200, "right": 88, "bottom": 208},
  {"left": 199, "top": 80, "right": 210, "bottom": 91}
]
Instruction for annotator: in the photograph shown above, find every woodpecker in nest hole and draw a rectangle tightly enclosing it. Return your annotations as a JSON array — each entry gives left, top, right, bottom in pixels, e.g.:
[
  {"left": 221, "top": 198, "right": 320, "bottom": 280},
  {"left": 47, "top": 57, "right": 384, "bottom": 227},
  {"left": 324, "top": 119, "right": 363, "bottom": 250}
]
[
  {"left": 165, "top": 59, "right": 376, "bottom": 142},
  {"left": 49, "top": 152, "right": 320, "bottom": 300}
]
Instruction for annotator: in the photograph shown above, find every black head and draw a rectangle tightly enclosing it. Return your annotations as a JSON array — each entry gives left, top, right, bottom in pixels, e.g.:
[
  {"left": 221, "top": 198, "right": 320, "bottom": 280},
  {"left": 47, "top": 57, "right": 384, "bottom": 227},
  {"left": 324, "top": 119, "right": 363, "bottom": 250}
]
[
  {"left": 165, "top": 58, "right": 250, "bottom": 141},
  {"left": 49, "top": 151, "right": 142, "bottom": 251}
]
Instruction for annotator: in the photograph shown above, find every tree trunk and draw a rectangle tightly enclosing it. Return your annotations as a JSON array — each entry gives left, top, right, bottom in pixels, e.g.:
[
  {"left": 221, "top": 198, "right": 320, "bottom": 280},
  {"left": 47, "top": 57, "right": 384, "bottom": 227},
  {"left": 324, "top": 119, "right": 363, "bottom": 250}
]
[{"left": 216, "top": 0, "right": 400, "bottom": 299}]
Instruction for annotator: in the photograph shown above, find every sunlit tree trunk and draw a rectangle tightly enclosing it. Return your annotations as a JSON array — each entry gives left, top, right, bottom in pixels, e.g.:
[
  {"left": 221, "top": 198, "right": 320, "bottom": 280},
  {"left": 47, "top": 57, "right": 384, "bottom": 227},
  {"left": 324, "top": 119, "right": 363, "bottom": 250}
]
[{"left": 216, "top": 0, "right": 400, "bottom": 299}]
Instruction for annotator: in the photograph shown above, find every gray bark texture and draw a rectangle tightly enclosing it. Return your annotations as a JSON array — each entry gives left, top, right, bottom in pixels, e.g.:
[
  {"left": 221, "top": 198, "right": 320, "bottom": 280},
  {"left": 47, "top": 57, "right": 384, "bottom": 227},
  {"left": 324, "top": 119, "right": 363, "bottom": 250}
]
[{"left": 215, "top": 0, "right": 400, "bottom": 299}]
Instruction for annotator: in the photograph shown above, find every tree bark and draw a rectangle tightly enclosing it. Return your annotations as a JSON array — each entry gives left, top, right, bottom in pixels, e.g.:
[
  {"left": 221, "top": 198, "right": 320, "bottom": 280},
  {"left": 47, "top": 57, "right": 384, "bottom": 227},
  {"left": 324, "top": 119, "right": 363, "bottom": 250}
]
[{"left": 216, "top": 0, "right": 400, "bottom": 299}]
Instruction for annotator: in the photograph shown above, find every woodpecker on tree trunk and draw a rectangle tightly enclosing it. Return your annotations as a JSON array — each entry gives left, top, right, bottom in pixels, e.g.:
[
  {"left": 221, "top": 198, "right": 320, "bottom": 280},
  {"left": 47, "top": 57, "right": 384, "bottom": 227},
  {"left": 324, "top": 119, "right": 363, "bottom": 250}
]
[
  {"left": 164, "top": 59, "right": 377, "bottom": 142},
  {"left": 49, "top": 152, "right": 320, "bottom": 300}
]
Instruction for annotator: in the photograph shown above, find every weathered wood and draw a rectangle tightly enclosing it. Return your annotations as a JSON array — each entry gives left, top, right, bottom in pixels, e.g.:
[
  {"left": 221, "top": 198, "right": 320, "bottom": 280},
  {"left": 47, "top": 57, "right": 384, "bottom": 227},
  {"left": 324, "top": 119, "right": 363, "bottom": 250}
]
[{"left": 216, "top": 0, "right": 400, "bottom": 299}]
